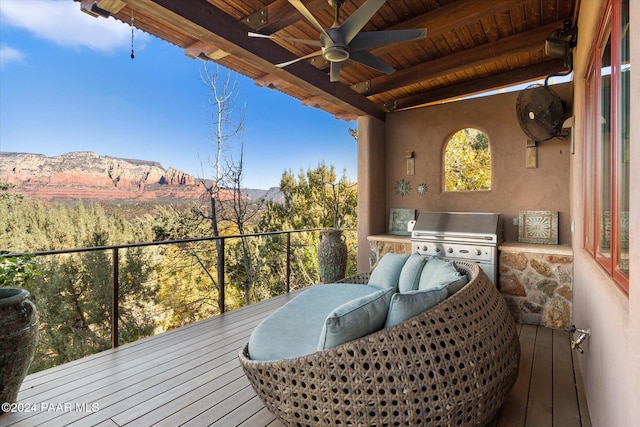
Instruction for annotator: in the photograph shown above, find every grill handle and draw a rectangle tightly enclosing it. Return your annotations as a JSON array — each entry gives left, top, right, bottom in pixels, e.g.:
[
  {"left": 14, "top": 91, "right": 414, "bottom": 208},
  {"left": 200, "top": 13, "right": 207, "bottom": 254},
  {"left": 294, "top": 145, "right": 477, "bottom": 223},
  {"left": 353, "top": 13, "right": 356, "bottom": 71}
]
[{"left": 412, "top": 232, "right": 495, "bottom": 241}]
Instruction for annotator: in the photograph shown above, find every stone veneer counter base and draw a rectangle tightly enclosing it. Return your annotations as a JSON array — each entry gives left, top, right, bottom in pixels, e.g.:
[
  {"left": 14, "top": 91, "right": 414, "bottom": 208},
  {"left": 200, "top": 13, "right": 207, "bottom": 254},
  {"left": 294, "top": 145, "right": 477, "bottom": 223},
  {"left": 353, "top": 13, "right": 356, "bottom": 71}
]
[
  {"left": 367, "top": 237, "right": 574, "bottom": 330},
  {"left": 367, "top": 235, "right": 412, "bottom": 269},
  {"left": 499, "top": 242, "right": 573, "bottom": 329}
]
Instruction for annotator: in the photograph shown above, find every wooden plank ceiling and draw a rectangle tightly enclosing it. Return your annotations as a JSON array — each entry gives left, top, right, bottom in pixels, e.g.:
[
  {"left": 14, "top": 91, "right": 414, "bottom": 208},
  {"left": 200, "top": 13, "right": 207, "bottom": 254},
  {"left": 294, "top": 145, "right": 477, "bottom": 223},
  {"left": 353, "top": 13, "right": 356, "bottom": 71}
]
[{"left": 78, "top": 0, "right": 577, "bottom": 121}]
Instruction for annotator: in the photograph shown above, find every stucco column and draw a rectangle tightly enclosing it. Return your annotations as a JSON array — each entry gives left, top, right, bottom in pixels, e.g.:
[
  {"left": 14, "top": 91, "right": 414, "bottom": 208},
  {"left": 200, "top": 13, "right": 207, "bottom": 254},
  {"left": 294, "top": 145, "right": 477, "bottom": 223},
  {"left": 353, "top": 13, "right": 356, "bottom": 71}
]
[{"left": 356, "top": 115, "right": 386, "bottom": 272}]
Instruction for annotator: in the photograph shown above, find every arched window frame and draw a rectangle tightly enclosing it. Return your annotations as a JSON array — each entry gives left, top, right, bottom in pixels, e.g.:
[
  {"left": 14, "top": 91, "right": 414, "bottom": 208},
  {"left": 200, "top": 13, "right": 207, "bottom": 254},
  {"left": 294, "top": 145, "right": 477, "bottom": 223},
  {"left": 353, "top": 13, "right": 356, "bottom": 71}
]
[{"left": 442, "top": 127, "right": 493, "bottom": 192}]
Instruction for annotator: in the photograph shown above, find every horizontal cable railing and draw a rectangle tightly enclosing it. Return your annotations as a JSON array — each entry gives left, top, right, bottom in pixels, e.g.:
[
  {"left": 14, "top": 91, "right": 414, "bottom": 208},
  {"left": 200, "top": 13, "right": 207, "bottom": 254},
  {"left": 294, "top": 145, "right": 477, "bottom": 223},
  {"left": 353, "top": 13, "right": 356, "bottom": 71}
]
[{"left": 1, "top": 229, "right": 355, "bottom": 365}]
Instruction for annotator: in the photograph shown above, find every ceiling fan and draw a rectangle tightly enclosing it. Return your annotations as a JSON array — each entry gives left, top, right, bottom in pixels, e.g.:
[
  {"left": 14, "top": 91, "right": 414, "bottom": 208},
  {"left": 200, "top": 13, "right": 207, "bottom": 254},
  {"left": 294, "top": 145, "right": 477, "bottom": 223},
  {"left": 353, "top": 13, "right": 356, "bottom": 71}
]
[{"left": 249, "top": 0, "right": 427, "bottom": 82}]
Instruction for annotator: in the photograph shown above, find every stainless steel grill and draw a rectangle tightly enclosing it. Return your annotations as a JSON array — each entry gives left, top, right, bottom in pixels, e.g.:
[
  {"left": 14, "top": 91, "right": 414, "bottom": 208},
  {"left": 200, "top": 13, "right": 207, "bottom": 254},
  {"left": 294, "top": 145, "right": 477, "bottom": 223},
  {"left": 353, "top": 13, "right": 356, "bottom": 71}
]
[{"left": 410, "top": 212, "right": 502, "bottom": 284}]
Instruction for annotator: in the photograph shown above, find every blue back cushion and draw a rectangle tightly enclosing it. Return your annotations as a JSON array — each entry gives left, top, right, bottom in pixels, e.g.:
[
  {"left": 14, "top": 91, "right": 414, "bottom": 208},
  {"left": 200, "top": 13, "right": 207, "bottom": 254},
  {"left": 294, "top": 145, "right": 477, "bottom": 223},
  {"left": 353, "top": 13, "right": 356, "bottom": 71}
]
[
  {"left": 317, "top": 287, "right": 395, "bottom": 350},
  {"left": 384, "top": 287, "right": 448, "bottom": 328},
  {"left": 418, "top": 256, "right": 468, "bottom": 295},
  {"left": 368, "top": 253, "right": 410, "bottom": 290},
  {"left": 398, "top": 253, "right": 427, "bottom": 293}
]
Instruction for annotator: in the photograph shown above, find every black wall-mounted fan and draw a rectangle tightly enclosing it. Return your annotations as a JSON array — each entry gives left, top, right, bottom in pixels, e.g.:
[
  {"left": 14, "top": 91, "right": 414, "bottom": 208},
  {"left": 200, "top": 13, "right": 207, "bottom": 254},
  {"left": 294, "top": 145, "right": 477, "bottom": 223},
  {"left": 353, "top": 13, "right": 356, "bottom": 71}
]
[
  {"left": 249, "top": 0, "right": 427, "bottom": 82},
  {"left": 515, "top": 84, "right": 565, "bottom": 141},
  {"left": 516, "top": 19, "right": 576, "bottom": 142}
]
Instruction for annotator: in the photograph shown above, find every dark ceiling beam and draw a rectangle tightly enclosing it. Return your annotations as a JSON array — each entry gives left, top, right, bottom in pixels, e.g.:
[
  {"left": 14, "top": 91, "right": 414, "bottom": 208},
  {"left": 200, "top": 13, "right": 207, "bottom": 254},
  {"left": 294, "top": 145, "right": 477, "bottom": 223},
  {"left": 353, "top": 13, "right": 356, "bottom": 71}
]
[
  {"left": 254, "top": 0, "right": 531, "bottom": 41},
  {"left": 390, "top": 59, "right": 566, "bottom": 111},
  {"left": 355, "top": 21, "right": 564, "bottom": 97},
  {"left": 369, "top": 0, "right": 532, "bottom": 57},
  {"left": 127, "top": 0, "right": 385, "bottom": 120},
  {"left": 389, "top": 0, "right": 531, "bottom": 33},
  {"left": 244, "top": 0, "right": 327, "bottom": 34},
  {"left": 309, "top": 0, "right": 536, "bottom": 84}
]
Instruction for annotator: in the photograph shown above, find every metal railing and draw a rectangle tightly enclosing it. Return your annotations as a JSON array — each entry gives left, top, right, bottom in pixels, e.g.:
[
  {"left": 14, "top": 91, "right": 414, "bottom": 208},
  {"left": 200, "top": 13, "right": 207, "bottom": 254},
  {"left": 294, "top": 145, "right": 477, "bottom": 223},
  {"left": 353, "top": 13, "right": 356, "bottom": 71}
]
[{"left": 2, "top": 228, "right": 336, "bottom": 349}]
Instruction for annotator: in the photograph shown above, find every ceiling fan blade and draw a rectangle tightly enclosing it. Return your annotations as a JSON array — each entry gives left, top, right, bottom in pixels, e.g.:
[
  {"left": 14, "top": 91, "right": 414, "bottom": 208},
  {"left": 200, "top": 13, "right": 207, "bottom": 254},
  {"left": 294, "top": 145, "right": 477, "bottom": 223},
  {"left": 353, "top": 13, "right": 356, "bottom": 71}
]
[
  {"left": 349, "top": 50, "right": 395, "bottom": 75},
  {"left": 288, "top": 0, "right": 331, "bottom": 41},
  {"left": 330, "top": 61, "right": 342, "bottom": 82},
  {"left": 275, "top": 50, "right": 322, "bottom": 68},
  {"left": 339, "top": 0, "right": 386, "bottom": 44},
  {"left": 350, "top": 29, "right": 427, "bottom": 51},
  {"left": 248, "top": 32, "right": 322, "bottom": 47}
]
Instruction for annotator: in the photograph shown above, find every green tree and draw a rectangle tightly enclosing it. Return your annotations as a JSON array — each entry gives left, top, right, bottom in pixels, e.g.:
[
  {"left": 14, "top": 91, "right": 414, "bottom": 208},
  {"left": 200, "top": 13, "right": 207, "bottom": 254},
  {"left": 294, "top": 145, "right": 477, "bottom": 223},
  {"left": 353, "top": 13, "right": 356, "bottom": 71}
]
[
  {"left": 257, "top": 163, "right": 358, "bottom": 291},
  {"left": 27, "top": 235, "right": 159, "bottom": 372},
  {"left": 0, "top": 254, "right": 39, "bottom": 288},
  {"left": 0, "top": 193, "right": 160, "bottom": 372},
  {"left": 444, "top": 128, "right": 492, "bottom": 191}
]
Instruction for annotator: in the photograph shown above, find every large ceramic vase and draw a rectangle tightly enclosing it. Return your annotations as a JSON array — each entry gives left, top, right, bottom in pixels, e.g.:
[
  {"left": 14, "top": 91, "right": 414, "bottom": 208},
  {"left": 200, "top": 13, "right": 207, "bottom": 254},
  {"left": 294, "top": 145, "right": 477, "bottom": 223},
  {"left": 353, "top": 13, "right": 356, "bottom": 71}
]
[
  {"left": 0, "top": 288, "right": 38, "bottom": 411},
  {"left": 317, "top": 229, "right": 348, "bottom": 283}
]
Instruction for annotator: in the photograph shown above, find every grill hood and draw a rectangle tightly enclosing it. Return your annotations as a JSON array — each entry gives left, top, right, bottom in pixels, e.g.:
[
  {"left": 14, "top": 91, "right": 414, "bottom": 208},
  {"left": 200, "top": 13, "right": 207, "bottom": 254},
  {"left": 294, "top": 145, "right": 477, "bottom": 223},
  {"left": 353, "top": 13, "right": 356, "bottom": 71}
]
[{"left": 411, "top": 212, "right": 502, "bottom": 243}]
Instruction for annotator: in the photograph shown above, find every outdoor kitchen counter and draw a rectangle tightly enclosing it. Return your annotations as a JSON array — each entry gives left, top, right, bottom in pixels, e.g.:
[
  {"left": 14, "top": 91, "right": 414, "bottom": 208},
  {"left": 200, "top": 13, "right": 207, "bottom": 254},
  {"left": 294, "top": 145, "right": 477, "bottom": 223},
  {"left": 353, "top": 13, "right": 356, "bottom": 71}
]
[
  {"left": 367, "top": 235, "right": 412, "bottom": 269},
  {"left": 499, "top": 241, "right": 573, "bottom": 255},
  {"left": 367, "top": 234, "right": 411, "bottom": 244},
  {"left": 497, "top": 242, "right": 574, "bottom": 329}
]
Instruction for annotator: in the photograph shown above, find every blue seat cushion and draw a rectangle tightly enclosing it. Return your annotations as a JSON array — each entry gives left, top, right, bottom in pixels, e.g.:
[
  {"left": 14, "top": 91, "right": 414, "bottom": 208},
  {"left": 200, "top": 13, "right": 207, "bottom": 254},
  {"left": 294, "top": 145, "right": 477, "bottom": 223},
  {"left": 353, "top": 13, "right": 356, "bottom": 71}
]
[{"left": 248, "top": 284, "right": 379, "bottom": 361}]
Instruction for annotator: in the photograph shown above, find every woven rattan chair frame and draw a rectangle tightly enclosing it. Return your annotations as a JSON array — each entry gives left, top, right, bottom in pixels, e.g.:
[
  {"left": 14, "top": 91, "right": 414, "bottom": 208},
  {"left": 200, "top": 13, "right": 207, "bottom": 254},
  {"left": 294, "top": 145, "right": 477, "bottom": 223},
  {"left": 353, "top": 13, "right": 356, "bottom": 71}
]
[{"left": 239, "top": 260, "right": 520, "bottom": 427}]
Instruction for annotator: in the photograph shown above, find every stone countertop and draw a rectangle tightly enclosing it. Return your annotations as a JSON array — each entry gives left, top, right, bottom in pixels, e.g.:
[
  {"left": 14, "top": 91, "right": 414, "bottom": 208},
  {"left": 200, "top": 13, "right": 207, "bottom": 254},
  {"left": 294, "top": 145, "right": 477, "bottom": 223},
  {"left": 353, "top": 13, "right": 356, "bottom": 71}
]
[{"left": 499, "top": 242, "right": 573, "bottom": 256}]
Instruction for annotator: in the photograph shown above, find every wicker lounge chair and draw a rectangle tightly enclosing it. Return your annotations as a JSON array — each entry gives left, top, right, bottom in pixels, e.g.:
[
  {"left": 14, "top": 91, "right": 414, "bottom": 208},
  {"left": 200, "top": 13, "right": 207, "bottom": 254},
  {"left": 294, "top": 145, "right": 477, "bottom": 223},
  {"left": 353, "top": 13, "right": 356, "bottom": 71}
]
[{"left": 239, "top": 260, "right": 520, "bottom": 426}]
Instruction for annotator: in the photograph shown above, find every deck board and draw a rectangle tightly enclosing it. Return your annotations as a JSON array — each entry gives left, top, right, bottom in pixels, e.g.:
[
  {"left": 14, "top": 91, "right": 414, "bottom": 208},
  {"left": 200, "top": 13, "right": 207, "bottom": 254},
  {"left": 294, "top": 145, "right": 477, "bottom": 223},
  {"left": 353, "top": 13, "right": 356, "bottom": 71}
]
[
  {"left": 553, "top": 328, "right": 582, "bottom": 427},
  {"left": 573, "top": 349, "right": 593, "bottom": 427},
  {"left": 3, "top": 289, "right": 590, "bottom": 426},
  {"left": 526, "top": 326, "right": 554, "bottom": 426},
  {"left": 496, "top": 323, "right": 534, "bottom": 426}
]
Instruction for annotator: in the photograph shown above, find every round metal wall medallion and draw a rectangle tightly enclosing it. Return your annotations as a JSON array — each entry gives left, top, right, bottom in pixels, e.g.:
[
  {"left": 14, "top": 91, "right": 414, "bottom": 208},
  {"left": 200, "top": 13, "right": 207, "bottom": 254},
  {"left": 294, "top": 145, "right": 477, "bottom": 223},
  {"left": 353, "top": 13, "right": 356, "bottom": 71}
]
[
  {"left": 417, "top": 183, "right": 428, "bottom": 195},
  {"left": 395, "top": 179, "right": 411, "bottom": 196}
]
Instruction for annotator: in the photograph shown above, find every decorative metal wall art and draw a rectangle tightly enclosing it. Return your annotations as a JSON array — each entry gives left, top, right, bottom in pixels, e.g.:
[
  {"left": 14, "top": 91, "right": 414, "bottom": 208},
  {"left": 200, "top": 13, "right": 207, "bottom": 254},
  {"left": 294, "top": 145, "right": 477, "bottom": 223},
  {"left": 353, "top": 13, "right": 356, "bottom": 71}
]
[
  {"left": 389, "top": 208, "right": 415, "bottom": 235},
  {"left": 395, "top": 179, "right": 411, "bottom": 196},
  {"left": 416, "top": 183, "right": 428, "bottom": 195},
  {"left": 518, "top": 210, "right": 558, "bottom": 244}
]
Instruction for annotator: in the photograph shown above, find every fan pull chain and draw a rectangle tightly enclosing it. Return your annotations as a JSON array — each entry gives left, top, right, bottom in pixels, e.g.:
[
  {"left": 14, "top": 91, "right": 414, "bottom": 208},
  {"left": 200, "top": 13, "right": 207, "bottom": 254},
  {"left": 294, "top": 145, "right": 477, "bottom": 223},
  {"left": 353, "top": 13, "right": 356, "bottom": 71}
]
[{"left": 130, "top": 13, "right": 135, "bottom": 60}]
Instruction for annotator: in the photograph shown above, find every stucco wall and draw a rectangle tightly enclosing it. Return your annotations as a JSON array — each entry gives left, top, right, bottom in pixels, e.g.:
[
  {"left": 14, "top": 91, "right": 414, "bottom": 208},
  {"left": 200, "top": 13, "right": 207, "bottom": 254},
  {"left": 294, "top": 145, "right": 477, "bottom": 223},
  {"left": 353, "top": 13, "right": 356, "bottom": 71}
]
[
  {"left": 356, "top": 115, "right": 386, "bottom": 271},
  {"left": 384, "top": 87, "right": 572, "bottom": 244},
  {"left": 569, "top": 0, "right": 639, "bottom": 426}
]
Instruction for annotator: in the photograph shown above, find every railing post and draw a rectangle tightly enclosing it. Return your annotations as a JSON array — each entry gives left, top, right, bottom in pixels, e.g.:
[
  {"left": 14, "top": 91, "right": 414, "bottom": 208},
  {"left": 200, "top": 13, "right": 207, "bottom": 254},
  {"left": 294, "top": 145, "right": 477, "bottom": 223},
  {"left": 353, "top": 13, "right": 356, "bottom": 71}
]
[
  {"left": 217, "top": 238, "right": 225, "bottom": 314},
  {"left": 286, "top": 232, "right": 291, "bottom": 293},
  {"left": 112, "top": 247, "right": 119, "bottom": 348}
]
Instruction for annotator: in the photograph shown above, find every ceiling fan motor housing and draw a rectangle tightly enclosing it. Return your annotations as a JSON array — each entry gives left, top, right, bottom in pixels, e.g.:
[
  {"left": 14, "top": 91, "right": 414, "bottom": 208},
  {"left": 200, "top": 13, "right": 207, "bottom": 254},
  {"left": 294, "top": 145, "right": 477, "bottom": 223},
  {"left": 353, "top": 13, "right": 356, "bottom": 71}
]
[
  {"left": 321, "top": 29, "right": 349, "bottom": 62},
  {"left": 323, "top": 45, "right": 350, "bottom": 62},
  {"left": 250, "top": 0, "right": 427, "bottom": 81}
]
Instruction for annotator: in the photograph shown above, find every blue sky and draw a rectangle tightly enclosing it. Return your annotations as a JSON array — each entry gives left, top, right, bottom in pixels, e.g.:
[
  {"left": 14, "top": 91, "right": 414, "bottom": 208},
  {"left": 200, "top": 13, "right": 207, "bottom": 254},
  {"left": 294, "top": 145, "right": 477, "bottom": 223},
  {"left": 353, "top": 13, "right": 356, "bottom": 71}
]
[{"left": 0, "top": 0, "right": 357, "bottom": 189}]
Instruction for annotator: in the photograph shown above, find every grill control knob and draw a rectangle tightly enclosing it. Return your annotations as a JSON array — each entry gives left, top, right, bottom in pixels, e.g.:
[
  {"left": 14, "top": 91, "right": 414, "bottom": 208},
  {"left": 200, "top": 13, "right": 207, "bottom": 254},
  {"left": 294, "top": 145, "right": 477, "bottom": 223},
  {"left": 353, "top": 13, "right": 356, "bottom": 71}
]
[
  {"left": 435, "top": 247, "right": 441, "bottom": 253},
  {"left": 422, "top": 245, "right": 428, "bottom": 252},
  {"left": 476, "top": 249, "right": 482, "bottom": 256},
  {"left": 447, "top": 248, "right": 454, "bottom": 254}
]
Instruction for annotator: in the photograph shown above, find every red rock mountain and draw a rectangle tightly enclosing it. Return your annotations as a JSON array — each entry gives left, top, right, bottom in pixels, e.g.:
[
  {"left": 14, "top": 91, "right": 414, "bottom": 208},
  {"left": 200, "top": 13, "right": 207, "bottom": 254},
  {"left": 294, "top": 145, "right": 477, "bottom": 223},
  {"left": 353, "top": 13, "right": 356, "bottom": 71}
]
[{"left": 0, "top": 152, "right": 207, "bottom": 203}]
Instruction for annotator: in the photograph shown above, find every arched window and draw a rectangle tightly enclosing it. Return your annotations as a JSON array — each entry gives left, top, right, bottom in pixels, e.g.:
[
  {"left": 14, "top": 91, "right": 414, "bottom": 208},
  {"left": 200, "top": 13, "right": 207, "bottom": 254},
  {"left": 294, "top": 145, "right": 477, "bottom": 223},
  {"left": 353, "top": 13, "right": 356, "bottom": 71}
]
[{"left": 444, "top": 128, "right": 492, "bottom": 192}]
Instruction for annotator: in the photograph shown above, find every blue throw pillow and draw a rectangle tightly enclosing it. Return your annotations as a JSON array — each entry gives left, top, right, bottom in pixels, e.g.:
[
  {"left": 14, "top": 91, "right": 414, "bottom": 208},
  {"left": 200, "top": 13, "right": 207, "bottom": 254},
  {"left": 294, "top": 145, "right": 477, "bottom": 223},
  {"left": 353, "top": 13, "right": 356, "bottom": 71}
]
[
  {"left": 368, "top": 253, "right": 410, "bottom": 290},
  {"left": 317, "top": 287, "right": 395, "bottom": 350},
  {"left": 384, "top": 287, "right": 448, "bottom": 328},
  {"left": 418, "top": 256, "right": 467, "bottom": 295},
  {"left": 398, "top": 253, "right": 427, "bottom": 293}
]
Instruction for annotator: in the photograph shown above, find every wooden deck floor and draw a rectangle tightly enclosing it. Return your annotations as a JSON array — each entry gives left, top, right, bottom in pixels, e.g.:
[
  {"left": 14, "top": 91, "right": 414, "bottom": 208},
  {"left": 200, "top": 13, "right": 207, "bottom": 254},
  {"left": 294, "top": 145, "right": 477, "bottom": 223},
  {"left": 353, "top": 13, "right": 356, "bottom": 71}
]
[{"left": 4, "top": 290, "right": 591, "bottom": 427}]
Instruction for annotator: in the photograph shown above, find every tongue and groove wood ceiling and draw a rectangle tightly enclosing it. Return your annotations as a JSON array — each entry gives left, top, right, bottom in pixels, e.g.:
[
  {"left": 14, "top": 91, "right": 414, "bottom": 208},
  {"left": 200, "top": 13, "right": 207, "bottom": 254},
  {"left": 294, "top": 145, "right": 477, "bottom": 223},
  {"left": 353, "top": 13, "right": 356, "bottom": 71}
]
[{"left": 79, "top": 0, "right": 577, "bottom": 121}]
